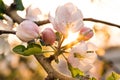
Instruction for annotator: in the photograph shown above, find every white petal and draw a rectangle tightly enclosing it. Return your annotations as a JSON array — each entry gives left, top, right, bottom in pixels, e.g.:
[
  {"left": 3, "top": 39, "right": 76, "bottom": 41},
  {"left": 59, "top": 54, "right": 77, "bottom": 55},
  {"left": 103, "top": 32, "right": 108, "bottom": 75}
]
[
  {"left": 71, "top": 41, "right": 87, "bottom": 54},
  {"left": 69, "top": 9, "right": 83, "bottom": 23},
  {"left": 70, "top": 19, "right": 84, "bottom": 33},
  {"left": 84, "top": 52, "right": 97, "bottom": 64},
  {"left": 26, "top": 5, "right": 41, "bottom": 21},
  {"left": 87, "top": 42, "right": 98, "bottom": 51}
]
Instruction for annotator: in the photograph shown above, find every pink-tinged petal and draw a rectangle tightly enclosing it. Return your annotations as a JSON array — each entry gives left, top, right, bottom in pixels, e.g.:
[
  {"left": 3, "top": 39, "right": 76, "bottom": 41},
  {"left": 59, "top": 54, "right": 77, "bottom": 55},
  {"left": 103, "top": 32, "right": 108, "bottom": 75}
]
[
  {"left": 70, "top": 19, "right": 84, "bottom": 33},
  {"left": 55, "top": 6, "right": 70, "bottom": 23},
  {"left": 84, "top": 52, "right": 97, "bottom": 64},
  {"left": 54, "top": 22, "right": 67, "bottom": 35},
  {"left": 41, "top": 28, "right": 56, "bottom": 45},
  {"left": 26, "top": 5, "right": 41, "bottom": 21},
  {"left": 55, "top": 3, "right": 80, "bottom": 24},
  {"left": 69, "top": 9, "right": 83, "bottom": 23},
  {"left": 49, "top": 13, "right": 67, "bottom": 36},
  {"left": 16, "top": 20, "right": 39, "bottom": 42},
  {"left": 87, "top": 42, "right": 98, "bottom": 51},
  {"left": 77, "top": 62, "right": 94, "bottom": 72},
  {"left": 70, "top": 41, "right": 87, "bottom": 55},
  {"left": 68, "top": 53, "right": 80, "bottom": 67},
  {"left": 68, "top": 51, "right": 94, "bottom": 72}
]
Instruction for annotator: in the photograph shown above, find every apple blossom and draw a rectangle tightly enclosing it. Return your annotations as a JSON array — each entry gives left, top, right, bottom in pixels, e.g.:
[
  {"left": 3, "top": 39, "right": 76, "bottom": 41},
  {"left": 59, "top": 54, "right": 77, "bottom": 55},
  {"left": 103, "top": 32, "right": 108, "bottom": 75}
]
[
  {"left": 68, "top": 41, "right": 97, "bottom": 72},
  {"left": 41, "top": 28, "right": 56, "bottom": 45},
  {"left": 79, "top": 27, "right": 94, "bottom": 41},
  {"left": 26, "top": 5, "right": 41, "bottom": 21},
  {"left": 49, "top": 3, "right": 84, "bottom": 36},
  {"left": 16, "top": 20, "right": 39, "bottom": 42}
]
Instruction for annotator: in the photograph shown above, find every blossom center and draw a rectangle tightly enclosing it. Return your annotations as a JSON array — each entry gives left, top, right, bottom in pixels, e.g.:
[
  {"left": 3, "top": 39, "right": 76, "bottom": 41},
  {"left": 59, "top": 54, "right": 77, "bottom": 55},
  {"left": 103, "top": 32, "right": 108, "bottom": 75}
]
[{"left": 74, "top": 53, "right": 85, "bottom": 60}]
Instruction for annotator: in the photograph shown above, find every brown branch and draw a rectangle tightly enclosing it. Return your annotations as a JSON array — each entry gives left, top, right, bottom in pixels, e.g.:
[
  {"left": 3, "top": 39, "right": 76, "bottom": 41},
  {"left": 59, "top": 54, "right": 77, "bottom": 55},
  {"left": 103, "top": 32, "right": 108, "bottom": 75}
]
[
  {"left": 5, "top": 5, "right": 24, "bottom": 24},
  {"left": 34, "top": 54, "right": 77, "bottom": 80},
  {"left": 35, "top": 19, "right": 50, "bottom": 25},
  {"left": 0, "top": 30, "right": 16, "bottom": 35},
  {"left": 83, "top": 18, "right": 120, "bottom": 28}
]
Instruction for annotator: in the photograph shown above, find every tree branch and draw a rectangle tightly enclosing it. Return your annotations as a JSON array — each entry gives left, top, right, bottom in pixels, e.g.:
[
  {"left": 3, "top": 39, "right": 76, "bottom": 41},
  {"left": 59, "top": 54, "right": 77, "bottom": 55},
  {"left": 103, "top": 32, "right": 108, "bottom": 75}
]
[
  {"left": 83, "top": 18, "right": 120, "bottom": 28},
  {"left": 5, "top": 5, "right": 24, "bottom": 24},
  {"left": 34, "top": 54, "right": 77, "bottom": 80},
  {"left": 0, "top": 30, "right": 16, "bottom": 35},
  {"left": 35, "top": 19, "right": 50, "bottom": 25}
]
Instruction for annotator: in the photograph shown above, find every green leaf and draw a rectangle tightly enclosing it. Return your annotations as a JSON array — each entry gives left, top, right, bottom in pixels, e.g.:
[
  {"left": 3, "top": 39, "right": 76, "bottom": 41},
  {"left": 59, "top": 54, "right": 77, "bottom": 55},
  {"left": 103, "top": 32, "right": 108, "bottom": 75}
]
[
  {"left": 13, "top": 45, "right": 26, "bottom": 54},
  {"left": 106, "top": 72, "right": 120, "bottom": 80},
  {"left": 24, "top": 43, "right": 42, "bottom": 56},
  {"left": 0, "top": 0, "right": 6, "bottom": 13},
  {"left": 14, "top": 0, "right": 24, "bottom": 10},
  {"left": 13, "top": 43, "right": 42, "bottom": 56},
  {"left": 67, "top": 62, "right": 84, "bottom": 78}
]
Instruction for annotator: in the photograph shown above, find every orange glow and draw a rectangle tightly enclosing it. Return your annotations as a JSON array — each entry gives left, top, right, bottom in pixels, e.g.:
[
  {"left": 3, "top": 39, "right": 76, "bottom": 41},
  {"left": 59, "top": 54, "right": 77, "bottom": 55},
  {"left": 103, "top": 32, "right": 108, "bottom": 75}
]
[{"left": 62, "top": 31, "right": 79, "bottom": 46}]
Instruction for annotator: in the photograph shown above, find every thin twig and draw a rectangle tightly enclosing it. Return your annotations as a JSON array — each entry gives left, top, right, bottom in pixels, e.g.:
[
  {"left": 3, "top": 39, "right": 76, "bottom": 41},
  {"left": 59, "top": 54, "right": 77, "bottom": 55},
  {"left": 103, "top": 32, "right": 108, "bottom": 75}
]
[
  {"left": 0, "top": 30, "right": 16, "bottom": 35},
  {"left": 84, "top": 18, "right": 120, "bottom": 28},
  {"left": 35, "top": 19, "right": 50, "bottom": 25}
]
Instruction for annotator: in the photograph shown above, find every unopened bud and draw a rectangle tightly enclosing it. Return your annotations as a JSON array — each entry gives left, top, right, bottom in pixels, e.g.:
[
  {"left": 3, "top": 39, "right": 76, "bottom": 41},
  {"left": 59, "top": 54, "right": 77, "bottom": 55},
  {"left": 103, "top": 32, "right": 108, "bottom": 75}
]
[
  {"left": 16, "top": 20, "right": 39, "bottom": 42},
  {"left": 80, "top": 27, "right": 93, "bottom": 41},
  {"left": 41, "top": 28, "right": 56, "bottom": 45}
]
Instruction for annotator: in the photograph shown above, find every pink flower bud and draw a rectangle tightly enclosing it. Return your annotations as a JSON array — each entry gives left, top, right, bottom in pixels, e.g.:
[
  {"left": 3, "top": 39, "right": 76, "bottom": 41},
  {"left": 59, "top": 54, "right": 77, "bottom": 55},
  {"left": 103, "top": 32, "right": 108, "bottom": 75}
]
[
  {"left": 80, "top": 27, "right": 94, "bottom": 41},
  {"left": 16, "top": 20, "right": 39, "bottom": 42},
  {"left": 41, "top": 28, "right": 56, "bottom": 45}
]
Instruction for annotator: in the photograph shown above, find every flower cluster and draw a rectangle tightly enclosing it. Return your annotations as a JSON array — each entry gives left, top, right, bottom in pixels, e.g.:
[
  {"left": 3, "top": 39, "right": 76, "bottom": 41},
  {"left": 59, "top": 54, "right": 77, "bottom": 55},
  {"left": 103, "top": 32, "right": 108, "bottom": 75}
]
[
  {"left": 15, "top": 2, "right": 97, "bottom": 77},
  {"left": 49, "top": 2, "right": 97, "bottom": 73}
]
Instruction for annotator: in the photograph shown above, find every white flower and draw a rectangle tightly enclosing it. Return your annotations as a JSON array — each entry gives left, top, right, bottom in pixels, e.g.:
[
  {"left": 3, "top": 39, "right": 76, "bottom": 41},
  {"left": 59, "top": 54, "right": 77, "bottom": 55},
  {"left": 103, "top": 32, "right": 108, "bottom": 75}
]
[
  {"left": 49, "top": 3, "right": 84, "bottom": 36},
  {"left": 26, "top": 5, "right": 41, "bottom": 21},
  {"left": 68, "top": 41, "right": 97, "bottom": 72}
]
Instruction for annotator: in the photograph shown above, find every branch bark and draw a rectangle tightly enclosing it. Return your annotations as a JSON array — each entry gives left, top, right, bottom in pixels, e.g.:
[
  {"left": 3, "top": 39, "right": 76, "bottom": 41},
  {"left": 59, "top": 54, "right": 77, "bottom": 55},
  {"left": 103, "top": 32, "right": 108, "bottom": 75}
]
[
  {"left": 83, "top": 18, "right": 120, "bottom": 28},
  {"left": 0, "top": 30, "right": 16, "bottom": 35},
  {"left": 34, "top": 54, "right": 77, "bottom": 80}
]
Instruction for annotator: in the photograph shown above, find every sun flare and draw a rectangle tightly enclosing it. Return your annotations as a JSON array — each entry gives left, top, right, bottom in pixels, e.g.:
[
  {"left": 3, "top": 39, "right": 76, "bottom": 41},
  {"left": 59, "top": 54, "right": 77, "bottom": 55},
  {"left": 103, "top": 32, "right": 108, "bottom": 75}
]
[{"left": 62, "top": 31, "right": 79, "bottom": 46}]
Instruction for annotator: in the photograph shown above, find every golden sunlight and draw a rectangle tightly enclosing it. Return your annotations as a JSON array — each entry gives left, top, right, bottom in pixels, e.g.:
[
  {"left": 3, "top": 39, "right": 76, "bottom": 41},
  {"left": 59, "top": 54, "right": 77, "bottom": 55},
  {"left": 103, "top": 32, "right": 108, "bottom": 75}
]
[{"left": 62, "top": 31, "right": 79, "bottom": 46}]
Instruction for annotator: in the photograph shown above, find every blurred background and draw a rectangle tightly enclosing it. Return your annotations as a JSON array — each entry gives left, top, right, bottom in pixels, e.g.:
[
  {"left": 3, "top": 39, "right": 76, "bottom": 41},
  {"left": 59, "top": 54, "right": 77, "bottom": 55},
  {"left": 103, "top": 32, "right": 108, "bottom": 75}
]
[{"left": 0, "top": 0, "right": 120, "bottom": 80}]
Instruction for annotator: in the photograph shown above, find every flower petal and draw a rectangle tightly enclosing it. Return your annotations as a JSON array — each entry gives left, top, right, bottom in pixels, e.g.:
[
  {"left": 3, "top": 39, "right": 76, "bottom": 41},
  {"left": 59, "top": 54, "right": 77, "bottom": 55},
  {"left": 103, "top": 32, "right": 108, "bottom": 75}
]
[
  {"left": 26, "top": 5, "right": 41, "bottom": 21},
  {"left": 70, "top": 41, "right": 87, "bottom": 55}
]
